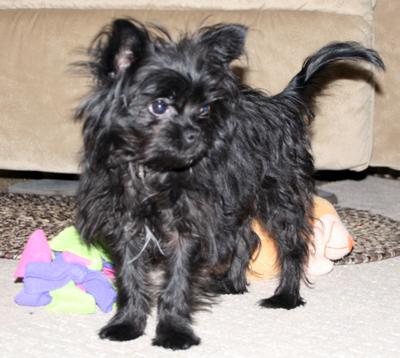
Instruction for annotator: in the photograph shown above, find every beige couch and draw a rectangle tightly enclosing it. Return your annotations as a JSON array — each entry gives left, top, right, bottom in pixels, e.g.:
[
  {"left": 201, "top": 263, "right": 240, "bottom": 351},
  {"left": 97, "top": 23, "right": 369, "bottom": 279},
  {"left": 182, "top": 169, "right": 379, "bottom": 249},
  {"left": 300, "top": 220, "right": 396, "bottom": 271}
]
[{"left": 0, "top": 0, "right": 398, "bottom": 173}]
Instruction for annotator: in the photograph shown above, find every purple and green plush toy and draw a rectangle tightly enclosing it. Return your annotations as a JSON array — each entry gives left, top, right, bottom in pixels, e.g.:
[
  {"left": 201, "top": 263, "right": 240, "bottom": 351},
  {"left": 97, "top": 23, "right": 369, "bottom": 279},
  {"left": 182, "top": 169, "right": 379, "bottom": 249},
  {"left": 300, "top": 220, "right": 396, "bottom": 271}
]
[{"left": 14, "top": 227, "right": 117, "bottom": 314}]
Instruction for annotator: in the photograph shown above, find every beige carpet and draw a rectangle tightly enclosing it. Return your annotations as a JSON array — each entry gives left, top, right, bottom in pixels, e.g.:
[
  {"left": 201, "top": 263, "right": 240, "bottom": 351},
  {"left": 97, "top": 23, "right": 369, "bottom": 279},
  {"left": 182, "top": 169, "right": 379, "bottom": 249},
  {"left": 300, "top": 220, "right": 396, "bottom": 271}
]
[{"left": 1, "top": 176, "right": 399, "bottom": 357}]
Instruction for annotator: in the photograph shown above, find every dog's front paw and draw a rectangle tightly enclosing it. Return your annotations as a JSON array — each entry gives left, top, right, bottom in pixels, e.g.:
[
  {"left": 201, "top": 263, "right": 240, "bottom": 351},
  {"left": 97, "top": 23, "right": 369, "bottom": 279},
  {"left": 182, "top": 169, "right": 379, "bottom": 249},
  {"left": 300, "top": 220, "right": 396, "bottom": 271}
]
[
  {"left": 259, "top": 293, "right": 305, "bottom": 310},
  {"left": 152, "top": 322, "right": 200, "bottom": 350},
  {"left": 99, "top": 322, "right": 144, "bottom": 341}
]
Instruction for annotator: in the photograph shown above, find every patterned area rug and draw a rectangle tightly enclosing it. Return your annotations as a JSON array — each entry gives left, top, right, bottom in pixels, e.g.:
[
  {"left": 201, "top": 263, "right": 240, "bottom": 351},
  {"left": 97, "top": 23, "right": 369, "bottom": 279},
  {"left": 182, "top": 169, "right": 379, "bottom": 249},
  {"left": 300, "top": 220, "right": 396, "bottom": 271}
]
[{"left": 0, "top": 193, "right": 399, "bottom": 264}]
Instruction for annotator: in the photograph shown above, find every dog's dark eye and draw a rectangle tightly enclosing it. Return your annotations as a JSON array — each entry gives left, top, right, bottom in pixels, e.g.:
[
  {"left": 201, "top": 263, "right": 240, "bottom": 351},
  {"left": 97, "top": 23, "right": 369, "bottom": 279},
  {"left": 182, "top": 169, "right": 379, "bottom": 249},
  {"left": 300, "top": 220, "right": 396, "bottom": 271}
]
[
  {"left": 149, "top": 99, "right": 169, "bottom": 115},
  {"left": 199, "top": 104, "right": 210, "bottom": 117}
]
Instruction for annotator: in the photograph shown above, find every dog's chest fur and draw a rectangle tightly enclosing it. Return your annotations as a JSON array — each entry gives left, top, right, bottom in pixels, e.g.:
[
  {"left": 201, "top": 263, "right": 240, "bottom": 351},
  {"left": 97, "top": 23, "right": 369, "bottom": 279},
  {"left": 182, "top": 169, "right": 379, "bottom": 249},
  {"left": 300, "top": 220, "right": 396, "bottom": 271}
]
[{"left": 124, "top": 158, "right": 254, "bottom": 261}]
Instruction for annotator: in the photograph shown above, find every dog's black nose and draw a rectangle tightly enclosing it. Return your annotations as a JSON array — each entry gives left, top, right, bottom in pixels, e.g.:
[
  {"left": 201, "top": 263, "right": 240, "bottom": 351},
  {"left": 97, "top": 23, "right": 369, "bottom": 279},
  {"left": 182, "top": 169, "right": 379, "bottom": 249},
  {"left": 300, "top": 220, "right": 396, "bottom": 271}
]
[{"left": 183, "top": 128, "right": 201, "bottom": 146}]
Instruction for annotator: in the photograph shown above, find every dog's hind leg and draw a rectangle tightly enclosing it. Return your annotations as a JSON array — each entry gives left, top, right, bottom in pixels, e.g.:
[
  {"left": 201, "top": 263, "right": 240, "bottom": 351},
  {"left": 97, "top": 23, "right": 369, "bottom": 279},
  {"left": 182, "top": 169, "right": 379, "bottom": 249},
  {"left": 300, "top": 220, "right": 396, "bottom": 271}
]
[
  {"left": 152, "top": 234, "right": 201, "bottom": 350},
  {"left": 259, "top": 216, "right": 309, "bottom": 309},
  {"left": 259, "top": 248, "right": 307, "bottom": 309},
  {"left": 256, "top": 183, "right": 312, "bottom": 310},
  {"left": 210, "top": 227, "right": 259, "bottom": 295}
]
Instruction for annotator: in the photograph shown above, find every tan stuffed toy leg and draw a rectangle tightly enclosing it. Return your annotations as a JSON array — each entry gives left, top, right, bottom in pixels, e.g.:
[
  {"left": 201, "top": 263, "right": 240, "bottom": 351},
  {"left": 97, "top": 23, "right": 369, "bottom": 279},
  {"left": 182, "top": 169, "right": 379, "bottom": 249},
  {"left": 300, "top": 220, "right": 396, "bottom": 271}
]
[{"left": 247, "top": 196, "right": 354, "bottom": 281}]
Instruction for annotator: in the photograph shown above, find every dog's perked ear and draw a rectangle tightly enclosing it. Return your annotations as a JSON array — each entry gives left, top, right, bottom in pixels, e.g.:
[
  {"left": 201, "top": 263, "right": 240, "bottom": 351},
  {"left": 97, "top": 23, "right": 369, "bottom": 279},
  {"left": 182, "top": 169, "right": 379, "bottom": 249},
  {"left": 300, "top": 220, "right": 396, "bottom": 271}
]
[
  {"left": 95, "top": 19, "right": 149, "bottom": 79},
  {"left": 198, "top": 24, "right": 248, "bottom": 64}
]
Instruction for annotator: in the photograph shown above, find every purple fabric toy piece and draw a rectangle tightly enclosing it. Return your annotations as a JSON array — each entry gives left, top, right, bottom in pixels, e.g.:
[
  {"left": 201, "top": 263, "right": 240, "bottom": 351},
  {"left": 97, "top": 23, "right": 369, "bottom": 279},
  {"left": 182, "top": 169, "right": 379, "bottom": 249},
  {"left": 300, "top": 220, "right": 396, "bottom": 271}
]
[
  {"left": 22, "top": 262, "right": 88, "bottom": 294},
  {"left": 14, "top": 261, "right": 87, "bottom": 307},
  {"left": 15, "top": 230, "right": 117, "bottom": 312},
  {"left": 81, "top": 270, "right": 117, "bottom": 313},
  {"left": 55, "top": 253, "right": 116, "bottom": 312},
  {"left": 15, "top": 290, "right": 52, "bottom": 307},
  {"left": 102, "top": 259, "right": 114, "bottom": 269},
  {"left": 15, "top": 259, "right": 117, "bottom": 312}
]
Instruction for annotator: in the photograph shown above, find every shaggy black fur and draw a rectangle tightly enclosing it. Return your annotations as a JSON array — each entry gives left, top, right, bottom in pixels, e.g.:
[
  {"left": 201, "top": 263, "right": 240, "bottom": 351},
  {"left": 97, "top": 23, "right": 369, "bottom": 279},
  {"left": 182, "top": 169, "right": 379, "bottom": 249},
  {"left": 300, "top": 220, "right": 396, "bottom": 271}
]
[{"left": 74, "top": 19, "right": 384, "bottom": 350}]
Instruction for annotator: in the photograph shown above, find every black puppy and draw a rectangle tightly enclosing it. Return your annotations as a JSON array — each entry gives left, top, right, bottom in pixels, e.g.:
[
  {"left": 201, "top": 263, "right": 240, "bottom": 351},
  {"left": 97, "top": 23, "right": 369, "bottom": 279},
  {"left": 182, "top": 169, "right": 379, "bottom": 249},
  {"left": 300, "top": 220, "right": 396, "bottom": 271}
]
[{"left": 75, "top": 19, "right": 383, "bottom": 350}]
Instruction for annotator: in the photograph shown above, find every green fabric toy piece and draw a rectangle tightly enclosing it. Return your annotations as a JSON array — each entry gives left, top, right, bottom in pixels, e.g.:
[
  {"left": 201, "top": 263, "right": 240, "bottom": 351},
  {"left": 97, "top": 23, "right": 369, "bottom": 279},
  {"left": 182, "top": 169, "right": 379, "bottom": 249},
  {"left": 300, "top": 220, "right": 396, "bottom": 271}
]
[
  {"left": 49, "top": 226, "right": 111, "bottom": 270},
  {"left": 46, "top": 281, "right": 97, "bottom": 314}
]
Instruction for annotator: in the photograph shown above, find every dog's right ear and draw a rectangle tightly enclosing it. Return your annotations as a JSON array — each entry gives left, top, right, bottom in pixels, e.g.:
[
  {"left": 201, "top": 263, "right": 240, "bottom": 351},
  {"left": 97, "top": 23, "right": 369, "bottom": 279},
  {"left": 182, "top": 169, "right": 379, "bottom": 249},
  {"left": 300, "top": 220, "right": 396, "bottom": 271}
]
[
  {"left": 198, "top": 24, "right": 247, "bottom": 65},
  {"left": 93, "top": 19, "right": 149, "bottom": 80}
]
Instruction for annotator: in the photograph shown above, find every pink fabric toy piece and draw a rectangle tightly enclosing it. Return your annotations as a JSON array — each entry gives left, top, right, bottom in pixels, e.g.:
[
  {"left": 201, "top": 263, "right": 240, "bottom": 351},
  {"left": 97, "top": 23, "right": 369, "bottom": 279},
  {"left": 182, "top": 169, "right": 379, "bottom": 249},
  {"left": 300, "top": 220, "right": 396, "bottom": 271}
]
[
  {"left": 14, "top": 229, "right": 52, "bottom": 279},
  {"left": 102, "top": 267, "right": 116, "bottom": 281},
  {"left": 61, "top": 252, "right": 91, "bottom": 267},
  {"left": 101, "top": 260, "right": 116, "bottom": 280}
]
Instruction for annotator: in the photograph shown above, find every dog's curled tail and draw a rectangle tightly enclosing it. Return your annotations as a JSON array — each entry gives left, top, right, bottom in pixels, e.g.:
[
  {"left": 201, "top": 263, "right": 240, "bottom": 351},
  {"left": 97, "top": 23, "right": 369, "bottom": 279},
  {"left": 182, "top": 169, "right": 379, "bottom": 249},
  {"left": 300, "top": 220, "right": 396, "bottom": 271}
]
[
  {"left": 301, "top": 41, "right": 384, "bottom": 82},
  {"left": 277, "top": 41, "right": 384, "bottom": 121},
  {"left": 283, "top": 41, "right": 384, "bottom": 106}
]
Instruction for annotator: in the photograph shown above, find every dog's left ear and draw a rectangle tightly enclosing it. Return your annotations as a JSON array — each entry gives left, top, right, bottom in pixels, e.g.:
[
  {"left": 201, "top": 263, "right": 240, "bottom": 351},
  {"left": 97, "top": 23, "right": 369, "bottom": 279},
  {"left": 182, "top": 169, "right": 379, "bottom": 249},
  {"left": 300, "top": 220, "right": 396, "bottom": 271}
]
[{"left": 199, "top": 24, "right": 247, "bottom": 65}]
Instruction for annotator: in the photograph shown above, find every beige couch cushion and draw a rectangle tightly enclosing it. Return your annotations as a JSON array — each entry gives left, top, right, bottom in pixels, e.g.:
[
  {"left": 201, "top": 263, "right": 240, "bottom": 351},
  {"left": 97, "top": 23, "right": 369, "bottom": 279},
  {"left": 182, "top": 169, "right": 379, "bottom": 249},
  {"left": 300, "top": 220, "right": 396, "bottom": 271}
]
[
  {"left": 372, "top": 0, "right": 400, "bottom": 170},
  {"left": 0, "top": 6, "right": 375, "bottom": 173}
]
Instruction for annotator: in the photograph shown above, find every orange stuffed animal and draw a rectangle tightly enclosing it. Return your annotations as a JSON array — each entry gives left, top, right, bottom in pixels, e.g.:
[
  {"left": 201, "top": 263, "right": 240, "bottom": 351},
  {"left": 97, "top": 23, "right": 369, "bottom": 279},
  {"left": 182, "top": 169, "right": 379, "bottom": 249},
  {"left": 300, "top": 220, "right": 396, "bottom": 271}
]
[{"left": 247, "top": 196, "right": 354, "bottom": 281}]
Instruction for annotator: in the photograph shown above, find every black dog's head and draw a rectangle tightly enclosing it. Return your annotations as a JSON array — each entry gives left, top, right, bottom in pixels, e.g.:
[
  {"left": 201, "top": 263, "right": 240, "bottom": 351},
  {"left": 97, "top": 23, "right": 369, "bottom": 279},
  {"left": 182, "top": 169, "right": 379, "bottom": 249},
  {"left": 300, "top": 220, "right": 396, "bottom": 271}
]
[{"left": 77, "top": 19, "right": 247, "bottom": 171}]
